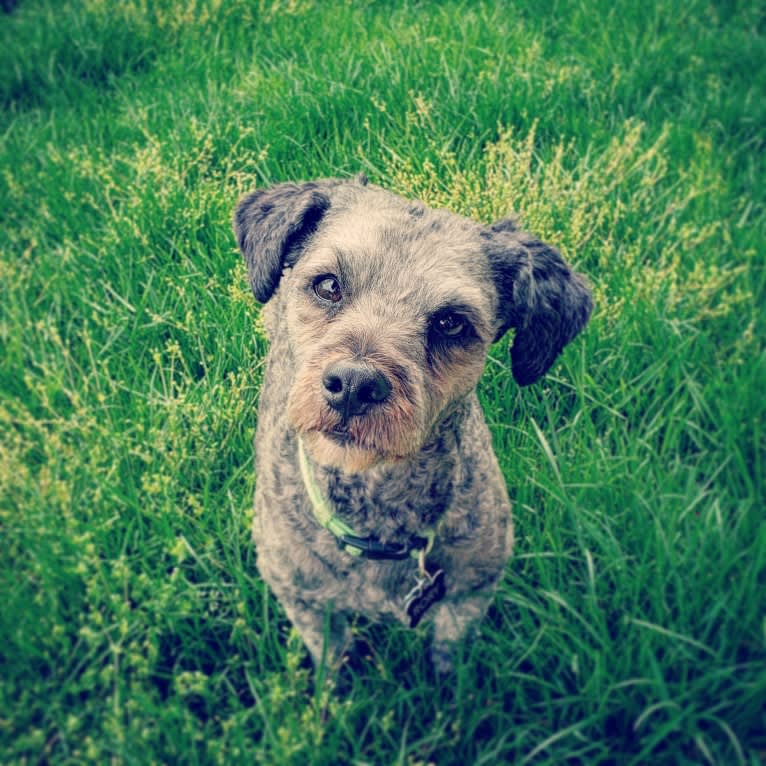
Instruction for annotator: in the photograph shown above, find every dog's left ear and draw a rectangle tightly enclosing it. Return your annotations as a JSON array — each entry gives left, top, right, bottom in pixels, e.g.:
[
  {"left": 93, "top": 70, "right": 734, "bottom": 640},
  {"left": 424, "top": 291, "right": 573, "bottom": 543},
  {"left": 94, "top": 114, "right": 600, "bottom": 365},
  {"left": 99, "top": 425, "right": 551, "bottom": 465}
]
[
  {"left": 233, "top": 181, "right": 333, "bottom": 303},
  {"left": 484, "top": 221, "right": 593, "bottom": 386}
]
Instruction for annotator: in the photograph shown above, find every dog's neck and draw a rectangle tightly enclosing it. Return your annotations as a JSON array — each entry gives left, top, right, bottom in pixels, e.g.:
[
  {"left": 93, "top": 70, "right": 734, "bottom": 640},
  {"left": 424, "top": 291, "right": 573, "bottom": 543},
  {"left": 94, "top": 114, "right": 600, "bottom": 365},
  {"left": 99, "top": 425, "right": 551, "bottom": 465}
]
[{"left": 307, "top": 396, "right": 478, "bottom": 537}]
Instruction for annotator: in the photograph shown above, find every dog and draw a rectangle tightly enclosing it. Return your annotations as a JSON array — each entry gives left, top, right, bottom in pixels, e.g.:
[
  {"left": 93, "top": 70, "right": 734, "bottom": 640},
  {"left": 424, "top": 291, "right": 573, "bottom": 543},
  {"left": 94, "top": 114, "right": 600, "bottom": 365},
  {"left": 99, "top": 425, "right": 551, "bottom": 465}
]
[{"left": 233, "top": 174, "right": 592, "bottom": 673}]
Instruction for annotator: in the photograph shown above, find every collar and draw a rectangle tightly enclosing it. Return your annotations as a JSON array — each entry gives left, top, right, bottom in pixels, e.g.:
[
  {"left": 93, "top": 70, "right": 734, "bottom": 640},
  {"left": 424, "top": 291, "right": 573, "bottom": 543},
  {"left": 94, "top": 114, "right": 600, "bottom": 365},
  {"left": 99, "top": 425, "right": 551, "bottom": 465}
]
[{"left": 297, "top": 438, "right": 435, "bottom": 561}]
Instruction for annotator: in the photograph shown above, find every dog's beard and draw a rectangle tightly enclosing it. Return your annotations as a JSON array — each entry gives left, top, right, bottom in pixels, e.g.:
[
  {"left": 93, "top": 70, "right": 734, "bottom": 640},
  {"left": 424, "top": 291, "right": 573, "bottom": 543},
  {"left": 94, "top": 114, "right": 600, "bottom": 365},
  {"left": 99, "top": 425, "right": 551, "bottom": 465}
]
[{"left": 299, "top": 431, "right": 387, "bottom": 473}]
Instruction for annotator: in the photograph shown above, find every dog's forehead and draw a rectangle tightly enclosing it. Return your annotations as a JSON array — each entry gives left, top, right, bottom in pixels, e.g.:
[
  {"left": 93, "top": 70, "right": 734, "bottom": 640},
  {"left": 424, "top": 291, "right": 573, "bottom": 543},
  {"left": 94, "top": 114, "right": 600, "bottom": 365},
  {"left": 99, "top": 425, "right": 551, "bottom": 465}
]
[{"left": 304, "top": 189, "right": 496, "bottom": 320}]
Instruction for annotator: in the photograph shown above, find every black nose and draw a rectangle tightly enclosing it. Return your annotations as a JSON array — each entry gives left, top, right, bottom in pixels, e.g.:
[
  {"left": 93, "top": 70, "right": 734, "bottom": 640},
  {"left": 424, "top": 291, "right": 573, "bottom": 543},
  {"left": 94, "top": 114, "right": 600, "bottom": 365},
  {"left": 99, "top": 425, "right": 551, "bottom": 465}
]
[{"left": 322, "top": 362, "right": 392, "bottom": 418}]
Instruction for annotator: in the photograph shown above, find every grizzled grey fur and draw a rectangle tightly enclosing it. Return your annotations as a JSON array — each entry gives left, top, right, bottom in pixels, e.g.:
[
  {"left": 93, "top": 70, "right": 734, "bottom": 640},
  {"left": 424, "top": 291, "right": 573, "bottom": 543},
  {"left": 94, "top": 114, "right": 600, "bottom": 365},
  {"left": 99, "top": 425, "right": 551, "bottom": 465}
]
[{"left": 234, "top": 174, "right": 592, "bottom": 673}]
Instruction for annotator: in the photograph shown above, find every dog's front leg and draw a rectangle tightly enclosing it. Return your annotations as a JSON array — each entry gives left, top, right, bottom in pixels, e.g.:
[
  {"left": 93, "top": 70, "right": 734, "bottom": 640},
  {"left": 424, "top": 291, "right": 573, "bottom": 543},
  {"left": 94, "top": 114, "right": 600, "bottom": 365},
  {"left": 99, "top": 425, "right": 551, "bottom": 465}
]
[
  {"left": 430, "top": 595, "right": 492, "bottom": 674},
  {"left": 281, "top": 596, "right": 351, "bottom": 668}
]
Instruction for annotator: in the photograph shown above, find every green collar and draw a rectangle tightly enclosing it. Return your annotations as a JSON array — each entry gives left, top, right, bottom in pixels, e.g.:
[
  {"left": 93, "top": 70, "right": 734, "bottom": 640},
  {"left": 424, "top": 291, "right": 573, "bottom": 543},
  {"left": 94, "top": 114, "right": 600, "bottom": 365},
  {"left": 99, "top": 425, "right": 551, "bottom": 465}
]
[{"left": 297, "top": 438, "right": 435, "bottom": 561}]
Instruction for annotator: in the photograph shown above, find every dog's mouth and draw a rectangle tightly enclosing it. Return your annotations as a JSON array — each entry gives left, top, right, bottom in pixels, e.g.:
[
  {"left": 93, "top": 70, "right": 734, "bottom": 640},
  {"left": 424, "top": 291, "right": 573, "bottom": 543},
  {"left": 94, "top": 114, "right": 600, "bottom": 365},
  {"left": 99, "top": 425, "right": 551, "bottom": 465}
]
[
  {"left": 324, "top": 425, "right": 355, "bottom": 446},
  {"left": 303, "top": 414, "right": 422, "bottom": 467},
  {"left": 301, "top": 427, "right": 384, "bottom": 473}
]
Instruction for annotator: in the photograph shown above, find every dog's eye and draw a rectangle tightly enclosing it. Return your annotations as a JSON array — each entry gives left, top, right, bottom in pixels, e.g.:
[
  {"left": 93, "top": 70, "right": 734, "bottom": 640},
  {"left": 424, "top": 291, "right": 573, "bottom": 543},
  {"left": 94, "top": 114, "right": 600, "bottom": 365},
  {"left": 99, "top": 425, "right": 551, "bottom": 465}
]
[
  {"left": 434, "top": 312, "right": 466, "bottom": 337},
  {"left": 313, "top": 275, "right": 342, "bottom": 303}
]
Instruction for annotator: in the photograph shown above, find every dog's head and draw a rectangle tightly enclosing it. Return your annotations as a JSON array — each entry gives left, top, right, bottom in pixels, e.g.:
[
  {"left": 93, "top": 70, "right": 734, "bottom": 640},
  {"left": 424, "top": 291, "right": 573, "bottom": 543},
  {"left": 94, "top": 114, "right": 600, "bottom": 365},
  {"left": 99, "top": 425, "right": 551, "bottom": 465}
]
[{"left": 234, "top": 176, "right": 592, "bottom": 472}]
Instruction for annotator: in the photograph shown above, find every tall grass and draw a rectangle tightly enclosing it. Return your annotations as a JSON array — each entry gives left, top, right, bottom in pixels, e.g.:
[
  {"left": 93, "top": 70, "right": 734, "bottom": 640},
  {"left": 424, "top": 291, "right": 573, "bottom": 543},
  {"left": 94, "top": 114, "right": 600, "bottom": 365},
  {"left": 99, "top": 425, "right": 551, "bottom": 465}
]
[{"left": 1, "top": 0, "right": 763, "bottom": 763}]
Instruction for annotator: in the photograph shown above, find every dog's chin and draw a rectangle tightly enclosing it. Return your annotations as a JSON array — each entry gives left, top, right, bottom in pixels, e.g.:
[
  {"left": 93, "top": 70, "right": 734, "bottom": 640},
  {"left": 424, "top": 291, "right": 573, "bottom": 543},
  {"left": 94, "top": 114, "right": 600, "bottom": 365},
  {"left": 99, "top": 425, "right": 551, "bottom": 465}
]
[{"left": 301, "top": 431, "right": 400, "bottom": 474}]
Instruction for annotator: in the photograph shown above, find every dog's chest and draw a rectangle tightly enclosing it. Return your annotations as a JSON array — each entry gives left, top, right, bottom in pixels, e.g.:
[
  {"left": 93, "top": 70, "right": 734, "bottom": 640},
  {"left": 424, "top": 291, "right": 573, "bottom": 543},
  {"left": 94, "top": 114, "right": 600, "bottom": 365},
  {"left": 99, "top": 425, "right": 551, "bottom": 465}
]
[
  {"left": 298, "top": 469, "right": 454, "bottom": 625},
  {"left": 305, "top": 531, "right": 447, "bottom": 628},
  {"left": 332, "top": 554, "right": 420, "bottom": 623}
]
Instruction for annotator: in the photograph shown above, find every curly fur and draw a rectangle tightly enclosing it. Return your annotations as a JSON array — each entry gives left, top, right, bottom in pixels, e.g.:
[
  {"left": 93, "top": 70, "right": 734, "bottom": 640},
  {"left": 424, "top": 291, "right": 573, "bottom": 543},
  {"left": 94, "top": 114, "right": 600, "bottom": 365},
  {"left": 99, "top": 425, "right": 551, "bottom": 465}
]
[{"left": 233, "top": 175, "right": 592, "bottom": 672}]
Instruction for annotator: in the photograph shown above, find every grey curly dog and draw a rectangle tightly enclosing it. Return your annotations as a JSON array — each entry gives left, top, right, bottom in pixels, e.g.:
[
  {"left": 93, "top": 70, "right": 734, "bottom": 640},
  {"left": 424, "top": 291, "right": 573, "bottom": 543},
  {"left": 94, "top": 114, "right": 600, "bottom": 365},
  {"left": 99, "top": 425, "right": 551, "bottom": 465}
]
[{"left": 234, "top": 174, "right": 592, "bottom": 673}]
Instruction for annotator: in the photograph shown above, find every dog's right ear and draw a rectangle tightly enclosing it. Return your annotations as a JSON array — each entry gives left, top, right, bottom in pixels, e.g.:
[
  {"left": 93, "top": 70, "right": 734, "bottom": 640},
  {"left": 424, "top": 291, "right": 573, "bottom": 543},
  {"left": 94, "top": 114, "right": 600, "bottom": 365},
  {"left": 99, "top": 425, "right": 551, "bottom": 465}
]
[{"left": 233, "top": 182, "right": 332, "bottom": 303}]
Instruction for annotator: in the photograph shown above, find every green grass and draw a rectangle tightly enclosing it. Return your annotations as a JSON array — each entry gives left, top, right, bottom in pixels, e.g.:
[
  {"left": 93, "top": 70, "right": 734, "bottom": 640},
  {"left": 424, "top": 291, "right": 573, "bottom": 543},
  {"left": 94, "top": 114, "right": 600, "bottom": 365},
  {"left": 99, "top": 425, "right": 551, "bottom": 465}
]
[{"left": 1, "top": 0, "right": 764, "bottom": 763}]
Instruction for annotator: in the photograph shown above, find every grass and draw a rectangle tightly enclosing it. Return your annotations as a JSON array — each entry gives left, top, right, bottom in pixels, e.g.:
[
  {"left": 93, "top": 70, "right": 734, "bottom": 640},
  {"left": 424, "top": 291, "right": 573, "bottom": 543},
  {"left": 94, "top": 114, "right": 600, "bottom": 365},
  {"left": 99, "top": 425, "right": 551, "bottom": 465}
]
[{"left": 0, "top": 0, "right": 764, "bottom": 763}]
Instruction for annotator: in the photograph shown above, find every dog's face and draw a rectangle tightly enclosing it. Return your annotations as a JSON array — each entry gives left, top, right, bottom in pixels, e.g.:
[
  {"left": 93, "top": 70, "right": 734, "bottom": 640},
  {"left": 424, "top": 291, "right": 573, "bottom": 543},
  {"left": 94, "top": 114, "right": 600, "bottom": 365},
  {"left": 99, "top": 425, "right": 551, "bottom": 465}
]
[
  {"left": 282, "top": 196, "right": 498, "bottom": 471},
  {"left": 234, "top": 176, "right": 592, "bottom": 472}
]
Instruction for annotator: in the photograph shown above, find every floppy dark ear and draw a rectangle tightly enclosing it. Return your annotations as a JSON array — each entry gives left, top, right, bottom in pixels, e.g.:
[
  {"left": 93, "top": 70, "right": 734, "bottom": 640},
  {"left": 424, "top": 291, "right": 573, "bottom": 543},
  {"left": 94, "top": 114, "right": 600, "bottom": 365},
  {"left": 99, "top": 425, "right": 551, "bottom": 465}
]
[
  {"left": 233, "top": 181, "right": 332, "bottom": 303},
  {"left": 485, "top": 223, "right": 593, "bottom": 386}
]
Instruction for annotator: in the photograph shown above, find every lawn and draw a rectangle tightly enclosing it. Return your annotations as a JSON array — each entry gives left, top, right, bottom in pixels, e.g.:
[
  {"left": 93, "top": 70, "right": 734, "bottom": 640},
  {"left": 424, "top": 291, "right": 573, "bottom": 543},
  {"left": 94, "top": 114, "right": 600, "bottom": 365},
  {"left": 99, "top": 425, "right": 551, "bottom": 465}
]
[{"left": 1, "top": 0, "right": 764, "bottom": 763}]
